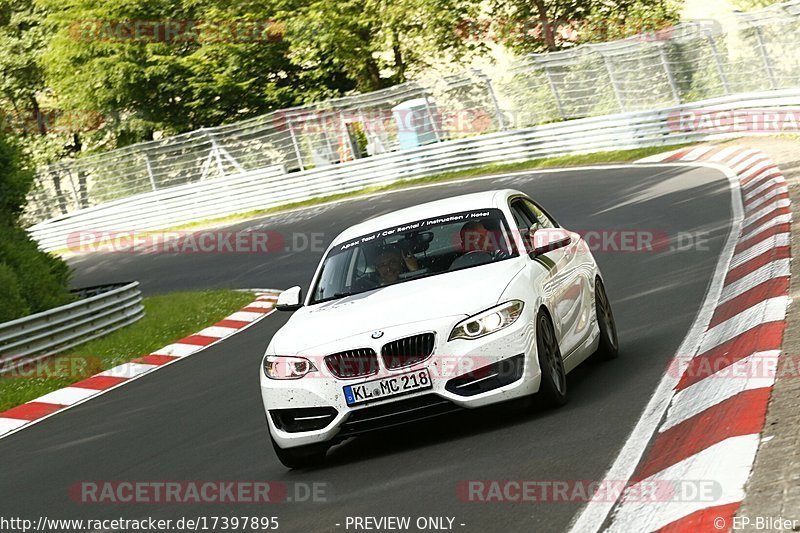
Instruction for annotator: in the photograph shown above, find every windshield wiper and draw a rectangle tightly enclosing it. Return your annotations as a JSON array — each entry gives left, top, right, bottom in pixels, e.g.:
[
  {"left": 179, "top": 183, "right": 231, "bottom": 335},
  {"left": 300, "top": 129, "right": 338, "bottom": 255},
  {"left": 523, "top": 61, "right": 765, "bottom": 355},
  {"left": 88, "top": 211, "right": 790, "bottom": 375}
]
[
  {"left": 312, "top": 291, "right": 360, "bottom": 304},
  {"left": 333, "top": 291, "right": 357, "bottom": 298}
]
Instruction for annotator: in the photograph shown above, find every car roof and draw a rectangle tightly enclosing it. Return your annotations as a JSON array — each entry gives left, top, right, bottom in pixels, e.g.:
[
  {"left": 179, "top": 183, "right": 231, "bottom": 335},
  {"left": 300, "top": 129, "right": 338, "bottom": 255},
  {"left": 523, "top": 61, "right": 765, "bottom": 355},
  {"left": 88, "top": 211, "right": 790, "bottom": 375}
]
[{"left": 331, "top": 189, "right": 525, "bottom": 245}]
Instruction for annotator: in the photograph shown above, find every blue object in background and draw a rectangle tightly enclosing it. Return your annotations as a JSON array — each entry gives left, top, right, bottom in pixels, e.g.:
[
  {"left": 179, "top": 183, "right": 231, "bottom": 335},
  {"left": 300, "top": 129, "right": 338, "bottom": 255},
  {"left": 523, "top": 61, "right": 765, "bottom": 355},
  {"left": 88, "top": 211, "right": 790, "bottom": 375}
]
[{"left": 392, "top": 98, "right": 441, "bottom": 150}]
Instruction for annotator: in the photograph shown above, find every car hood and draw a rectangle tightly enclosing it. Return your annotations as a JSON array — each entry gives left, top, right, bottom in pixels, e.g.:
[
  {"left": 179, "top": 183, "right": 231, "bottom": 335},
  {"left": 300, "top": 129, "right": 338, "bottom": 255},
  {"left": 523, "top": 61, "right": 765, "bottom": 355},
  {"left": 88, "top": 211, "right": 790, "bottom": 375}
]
[{"left": 270, "top": 259, "right": 525, "bottom": 355}]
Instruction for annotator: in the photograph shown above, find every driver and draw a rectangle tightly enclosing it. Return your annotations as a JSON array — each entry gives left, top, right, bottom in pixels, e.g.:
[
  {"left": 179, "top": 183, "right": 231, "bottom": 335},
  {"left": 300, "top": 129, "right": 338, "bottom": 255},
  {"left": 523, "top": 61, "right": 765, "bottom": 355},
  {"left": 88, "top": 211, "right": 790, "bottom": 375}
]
[
  {"left": 459, "top": 221, "right": 511, "bottom": 259},
  {"left": 460, "top": 221, "right": 496, "bottom": 252},
  {"left": 374, "top": 246, "right": 419, "bottom": 285}
]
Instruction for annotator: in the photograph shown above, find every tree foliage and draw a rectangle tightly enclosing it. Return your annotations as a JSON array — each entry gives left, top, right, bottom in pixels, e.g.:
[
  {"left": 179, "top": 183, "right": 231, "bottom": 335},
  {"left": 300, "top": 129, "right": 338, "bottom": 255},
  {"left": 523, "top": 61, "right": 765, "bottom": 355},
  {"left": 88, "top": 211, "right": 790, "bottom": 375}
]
[
  {"left": 277, "top": 0, "right": 481, "bottom": 92},
  {"left": 0, "top": 0, "right": 680, "bottom": 161},
  {"left": 489, "top": 0, "right": 680, "bottom": 53},
  {"left": 0, "top": 132, "right": 72, "bottom": 322}
]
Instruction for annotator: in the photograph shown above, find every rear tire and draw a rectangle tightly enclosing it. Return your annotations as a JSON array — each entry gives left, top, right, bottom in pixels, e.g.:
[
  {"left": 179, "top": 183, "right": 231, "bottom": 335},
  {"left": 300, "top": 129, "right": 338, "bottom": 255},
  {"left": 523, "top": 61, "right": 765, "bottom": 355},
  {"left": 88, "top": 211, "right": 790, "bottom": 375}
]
[
  {"left": 536, "top": 311, "right": 568, "bottom": 408},
  {"left": 594, "top": 277, "right": 619, "bottom": 360},
  {"left": 271, "top": 437, "right": 328, "bottom": 469}
]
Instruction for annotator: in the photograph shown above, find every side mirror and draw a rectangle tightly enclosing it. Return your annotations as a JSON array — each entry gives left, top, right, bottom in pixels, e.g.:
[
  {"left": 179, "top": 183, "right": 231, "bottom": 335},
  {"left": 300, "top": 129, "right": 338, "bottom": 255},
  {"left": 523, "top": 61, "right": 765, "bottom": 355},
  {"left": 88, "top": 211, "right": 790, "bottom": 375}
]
[
  {"left": 529, "top": 229, "right": 572, "bottom": 257},
  {"left": 276, "top": 286, "right": 303, "bottom": 311}
]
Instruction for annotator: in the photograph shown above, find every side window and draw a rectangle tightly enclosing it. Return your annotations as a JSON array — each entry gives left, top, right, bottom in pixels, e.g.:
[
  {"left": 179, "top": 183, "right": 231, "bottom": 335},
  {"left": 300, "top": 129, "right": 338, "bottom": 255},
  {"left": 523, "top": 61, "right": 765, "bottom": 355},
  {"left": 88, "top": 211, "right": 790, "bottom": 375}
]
[
  {"left": 523, "top": 199, "right": 557, "bottom": 229},
  {"left": 509, "top": 200, "right": 534, "bottom": 231},
  {"left": 509, "top": 199, "right": 536, "bottom": 252}
]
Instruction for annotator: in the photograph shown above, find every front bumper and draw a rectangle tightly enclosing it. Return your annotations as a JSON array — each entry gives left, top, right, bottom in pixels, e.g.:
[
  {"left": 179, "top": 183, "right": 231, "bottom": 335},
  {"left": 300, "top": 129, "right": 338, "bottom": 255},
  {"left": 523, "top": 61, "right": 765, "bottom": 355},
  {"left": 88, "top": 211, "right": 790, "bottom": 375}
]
[{"left": 261, "top": 313, "right": 541, "bottom": 449}]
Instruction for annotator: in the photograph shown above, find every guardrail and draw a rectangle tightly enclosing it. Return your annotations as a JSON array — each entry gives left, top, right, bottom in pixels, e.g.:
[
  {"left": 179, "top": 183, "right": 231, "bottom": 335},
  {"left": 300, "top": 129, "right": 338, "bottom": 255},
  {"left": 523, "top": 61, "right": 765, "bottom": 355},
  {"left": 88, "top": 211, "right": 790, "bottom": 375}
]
[
  {"left": 27, "top": 88, "right": 800, "bottom": 252},
  {"left": 0, "top": 282, "right": 144, "bottom": 375}
]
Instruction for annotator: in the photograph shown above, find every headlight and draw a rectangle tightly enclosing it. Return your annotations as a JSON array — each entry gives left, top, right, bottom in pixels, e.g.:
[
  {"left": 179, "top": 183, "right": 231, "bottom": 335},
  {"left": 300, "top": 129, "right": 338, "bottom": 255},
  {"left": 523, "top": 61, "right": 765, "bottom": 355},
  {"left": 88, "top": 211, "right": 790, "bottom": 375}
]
[
  {"left": 263, "top": 355, "right": 317, "bottom": 379},
  {"left": 448, "top": 300, "right": 525, "bottom": 341}
]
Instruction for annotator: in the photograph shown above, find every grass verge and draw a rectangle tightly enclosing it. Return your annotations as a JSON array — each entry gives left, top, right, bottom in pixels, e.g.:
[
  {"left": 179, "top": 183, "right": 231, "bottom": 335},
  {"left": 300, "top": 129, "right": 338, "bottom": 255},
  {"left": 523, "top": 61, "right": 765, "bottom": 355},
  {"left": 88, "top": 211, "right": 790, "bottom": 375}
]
[{"left": 0, "top": 289, "right": 255, "bottom": 412}]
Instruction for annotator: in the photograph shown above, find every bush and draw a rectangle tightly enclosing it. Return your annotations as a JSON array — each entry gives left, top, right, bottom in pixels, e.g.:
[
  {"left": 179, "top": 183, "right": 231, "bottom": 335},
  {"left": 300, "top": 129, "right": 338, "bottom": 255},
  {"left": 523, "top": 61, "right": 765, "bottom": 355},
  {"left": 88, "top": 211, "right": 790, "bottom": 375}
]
[
  {"left": 0, "top": 262, "right": 29, "bottom": 322},
  {"left": 0, "top": 224, "right": 73, "bottom": 317},
  {"left": 0, "top": 133, "right": 73, "bottom": 322}
]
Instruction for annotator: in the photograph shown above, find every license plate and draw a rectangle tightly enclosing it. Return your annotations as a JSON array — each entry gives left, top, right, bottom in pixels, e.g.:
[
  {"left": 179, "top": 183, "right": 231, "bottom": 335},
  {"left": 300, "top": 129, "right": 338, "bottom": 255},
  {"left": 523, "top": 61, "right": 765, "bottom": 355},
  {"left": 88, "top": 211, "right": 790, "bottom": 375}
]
[{"left": 343, "top": 369, "right": 432, "bottom": 406}]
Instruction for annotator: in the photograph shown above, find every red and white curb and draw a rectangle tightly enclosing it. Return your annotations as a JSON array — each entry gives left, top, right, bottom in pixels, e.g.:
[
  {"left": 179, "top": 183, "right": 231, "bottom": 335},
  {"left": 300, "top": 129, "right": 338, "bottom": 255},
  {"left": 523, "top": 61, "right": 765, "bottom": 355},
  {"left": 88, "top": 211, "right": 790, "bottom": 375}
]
[
  {"left": 569, "top": 145, "right": 791, "bottom": 533},
  {"left": 0, "top": 289, "right": 283, "bottom": 440}
]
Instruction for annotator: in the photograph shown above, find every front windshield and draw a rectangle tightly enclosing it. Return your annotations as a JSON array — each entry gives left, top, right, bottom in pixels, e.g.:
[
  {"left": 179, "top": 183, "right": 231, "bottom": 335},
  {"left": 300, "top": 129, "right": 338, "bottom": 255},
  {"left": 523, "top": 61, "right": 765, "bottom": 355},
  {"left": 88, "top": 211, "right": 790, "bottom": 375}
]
[{"left": 310, "top": 208, "right": 517, "bottom": 304}]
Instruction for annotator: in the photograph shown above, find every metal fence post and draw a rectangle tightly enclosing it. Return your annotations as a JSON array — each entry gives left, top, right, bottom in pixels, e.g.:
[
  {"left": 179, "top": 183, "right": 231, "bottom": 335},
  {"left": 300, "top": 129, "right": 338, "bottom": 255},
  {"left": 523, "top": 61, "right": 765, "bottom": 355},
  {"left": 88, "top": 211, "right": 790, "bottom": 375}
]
[
  {"left": 339, "top": 110, "right": 358, "bottom": 160},
  {"left": 477, "top": 71, "right": 507, "bottom": 131},
  {"left": 658, "top": 44, "right": 682, "bottom": 104},
  {"left": 542, "top": 65, "right": 567, "bottom": 120},
  {"left": 751, "top": 25, "right": 778, "bottom": 89},
  {"left": 706, "top": 31, "right": 731, "bottom": 95},
  {"left": 421, "top": 92, "right": 442, "bottom": 143},
  {"left": 48, "top": 168, "right": 68, "bottom": 215},
  {"left": 286, "top": 115, "right": 305, "bottom": 171},
  {"left": 143, "top": 153, "right": 158, "bottom": 191},
  {"left": 63, "top": 164, "right": 81, "bottom": 211},
  {"left": 601, "top": 54, "right": 625, "bottom": 112}
]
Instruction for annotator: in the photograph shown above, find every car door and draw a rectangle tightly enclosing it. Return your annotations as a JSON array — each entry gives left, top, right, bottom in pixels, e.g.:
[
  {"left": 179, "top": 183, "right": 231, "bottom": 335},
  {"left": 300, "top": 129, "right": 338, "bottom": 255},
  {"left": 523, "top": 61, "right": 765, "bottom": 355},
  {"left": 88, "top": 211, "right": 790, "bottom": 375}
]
[
  {"left": 525, "top": 198, "right": 594, "bottom": 358},
  {"left": 510, "top": 197, "right": 585, "bottom": 357}
]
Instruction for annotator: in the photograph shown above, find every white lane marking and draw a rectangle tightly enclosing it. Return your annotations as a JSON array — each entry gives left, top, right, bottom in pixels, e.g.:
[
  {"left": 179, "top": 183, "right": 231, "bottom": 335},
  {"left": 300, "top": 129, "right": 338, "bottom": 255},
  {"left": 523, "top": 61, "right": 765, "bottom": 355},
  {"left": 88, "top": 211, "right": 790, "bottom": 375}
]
[
  {"left": 740, "top": 213, "right": 792, "bottom": 243},
  {"left": 730, "top": 233, "right": 790, "bottom": 271},
  {"left": 0, "top": 418, "right": 29, "bottom": 435},
  {"left": 730, "top": 151, "right": 767, "bottom": 172},
  {"left": 743, "top": 173, "right": 785, "bottom": 199},
  {"left": 97, "top": 363, "right": 157, "bottom": 379},
  {"left": 660, "top": 351, "right": 779, "bottom": 432},
  {"left": 226, "top": 311, "right": 266, "bottom": 322},
  {"left": 742, "top": 199, "right": 790, "bottom": 228},
  {"left": 0, "top": 307, "right": 278, "bottom": 442},
  {"left": 737, "top": 157, "right": 773, "bottom": 176},
  {"left": 724, "top": 149, "right": 762, "bottom": 168},
  {"left": 567, "top": 160, "right": 744, "bottom": 533},
  {"left": 740, "top": 171, "right": 782, "bottom": 198},
  {"left": 32, "top": 387, "right": 100, "bottom": 407},
  {"left": 683, "top": 146, "right": 714, "bottom": 160},
  {"left": 150, "top": 343, "right": 202, "bottom": 357},
  {"left": 735, "top": 158, "right": 772, "bottom": 180},
  {"left": 195, "top": 326, "right": 239, "bottom": 338},
  {"left": 719, "top": 260, "right": 790, "bottom": 305},
  {"left": 747, "top": 188, "right": 787, "bottom": 211},
  {"left": 245, "top": 300, "right": 275, "bottom": 309},
  {"left": 709, "top": 146, "right": 746, "bottom": 162},
  {"left": 697, "top": 297, "right": 788, "bottom": 355},
  {"left": 607, "top": 435, "right": 760, "bottom": 533}
]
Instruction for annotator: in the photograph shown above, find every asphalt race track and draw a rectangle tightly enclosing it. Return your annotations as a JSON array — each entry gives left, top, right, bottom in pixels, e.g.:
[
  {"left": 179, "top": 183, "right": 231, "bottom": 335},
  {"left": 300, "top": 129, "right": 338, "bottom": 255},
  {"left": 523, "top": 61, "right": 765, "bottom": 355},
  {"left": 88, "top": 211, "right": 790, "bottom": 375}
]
[{"left": 1, "top": 165, "right": 733, "bottom": 532}]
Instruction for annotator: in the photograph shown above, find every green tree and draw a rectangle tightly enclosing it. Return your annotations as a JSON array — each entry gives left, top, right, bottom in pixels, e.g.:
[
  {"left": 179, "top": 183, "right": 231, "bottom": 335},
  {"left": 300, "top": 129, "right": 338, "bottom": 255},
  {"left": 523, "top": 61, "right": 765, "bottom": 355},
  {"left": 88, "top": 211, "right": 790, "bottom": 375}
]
[
  {"left": 39, "top": 0, "right": 344, "bottom": 144},
  {"left": 278, "top": 0, "right": 481, "bottom": 92},
  {"left": 0, "top": 0, "right": 50, "bottom": 135},
  {"left": 490, "top": 0, "right": 680, "bottom": 53}
]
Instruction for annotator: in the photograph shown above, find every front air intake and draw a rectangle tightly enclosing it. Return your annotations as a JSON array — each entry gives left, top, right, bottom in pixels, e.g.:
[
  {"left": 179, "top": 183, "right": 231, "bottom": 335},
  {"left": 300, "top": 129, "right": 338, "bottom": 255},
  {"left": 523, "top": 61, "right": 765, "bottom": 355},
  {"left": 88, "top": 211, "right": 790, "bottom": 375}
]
[
  {"left": 324, "top": 348, "right": 379, "bottom": 378},
  {"left": 381, "top": 333, "right": 436, "bottom": 369}
]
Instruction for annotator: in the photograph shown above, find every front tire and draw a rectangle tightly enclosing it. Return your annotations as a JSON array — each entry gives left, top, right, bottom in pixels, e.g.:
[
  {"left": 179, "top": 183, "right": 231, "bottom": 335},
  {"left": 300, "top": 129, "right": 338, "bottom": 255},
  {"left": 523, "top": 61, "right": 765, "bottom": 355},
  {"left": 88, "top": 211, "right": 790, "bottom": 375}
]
[
  {"left": 536, "top": 311, "right": 568, "bottom": 407},
  {"left": 271, "top": 437, "right": 328, "bottom": 469},
  {"left": 594, "top": 277, "right": 619, "bottom": 360}
]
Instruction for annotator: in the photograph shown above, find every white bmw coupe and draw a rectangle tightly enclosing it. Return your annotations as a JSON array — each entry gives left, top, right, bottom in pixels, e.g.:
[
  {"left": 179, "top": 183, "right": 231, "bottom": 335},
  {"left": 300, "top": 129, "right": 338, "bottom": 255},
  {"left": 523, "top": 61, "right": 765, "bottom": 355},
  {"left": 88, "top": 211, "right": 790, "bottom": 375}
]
[{"left": 261, "top": 189, "right": 618, "bottom": 467}]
